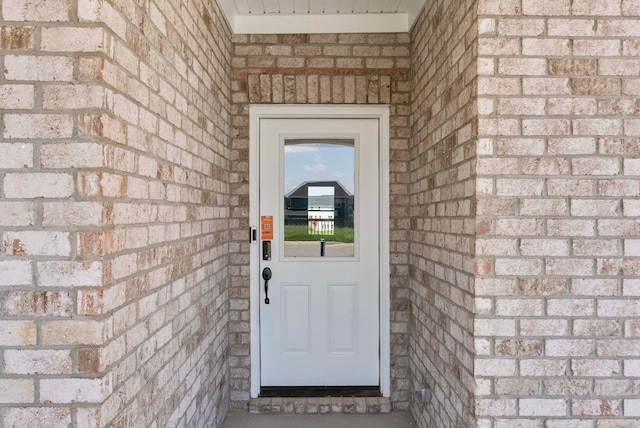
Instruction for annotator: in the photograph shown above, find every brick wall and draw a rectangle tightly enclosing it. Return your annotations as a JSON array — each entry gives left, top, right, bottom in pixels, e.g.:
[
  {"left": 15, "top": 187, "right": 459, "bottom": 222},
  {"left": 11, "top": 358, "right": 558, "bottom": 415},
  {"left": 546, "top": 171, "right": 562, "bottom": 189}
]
[
  {"left": 0, "top": 0, "right": 232, "bottom": 426},
  {"left": 229, "top": 33, "right": 413, "bottom": 409},
  {"left": 475, "top": 0, "right": 640, "bottom": 425},
  {"left": 408, "top": 1, "right": 479, "bottom": 427}
]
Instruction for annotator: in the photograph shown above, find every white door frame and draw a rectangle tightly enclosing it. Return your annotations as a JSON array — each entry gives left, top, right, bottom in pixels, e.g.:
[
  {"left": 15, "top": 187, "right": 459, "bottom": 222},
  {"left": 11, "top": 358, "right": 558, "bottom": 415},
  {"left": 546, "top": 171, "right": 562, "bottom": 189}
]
[{"left": 249, "top": 105, "right": 391, "bottom": 398}]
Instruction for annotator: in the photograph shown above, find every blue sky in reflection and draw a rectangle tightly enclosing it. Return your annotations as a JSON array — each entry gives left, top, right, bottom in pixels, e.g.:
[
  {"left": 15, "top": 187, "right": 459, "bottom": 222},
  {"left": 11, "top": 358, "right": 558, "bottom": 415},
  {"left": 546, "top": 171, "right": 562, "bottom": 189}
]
[{"left": 284, "top": 142, "right": 355, "bottom": 195}]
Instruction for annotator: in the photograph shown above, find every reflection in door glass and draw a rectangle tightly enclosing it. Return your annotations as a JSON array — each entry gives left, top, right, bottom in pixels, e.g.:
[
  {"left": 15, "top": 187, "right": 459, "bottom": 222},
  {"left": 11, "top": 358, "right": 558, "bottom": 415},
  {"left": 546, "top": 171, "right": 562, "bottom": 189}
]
[{"left": 284, "top": 139, "right": 355, "bottom": 258}]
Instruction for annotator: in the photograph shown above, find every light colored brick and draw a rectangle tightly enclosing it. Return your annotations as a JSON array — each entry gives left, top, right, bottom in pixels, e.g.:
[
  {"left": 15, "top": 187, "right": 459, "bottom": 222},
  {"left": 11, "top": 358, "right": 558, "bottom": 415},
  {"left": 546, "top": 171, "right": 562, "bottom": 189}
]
[
  {"left": 547, "top": 299, "right": 595, "bottom": 317},
  {"left": 41, "top": 320, "right": 103, "bottom": 345},
  {"left": 0, "top": 142, "right": 33, "bottom": 168},
  {"left": 41, "top": 27, "right": 106, "bottom": 52},
  {"left": 0, "top": 202, "right": 35, "bottom": 226},
  {"left": 476, "top": 399, "right": 517, "bottom": 417},
  {"left": 495, "top": 298, "right": 543, "bottom": 316},
  {"left": 475, "top": 359, "right": 516, "bottom": 376},
  {"left": 520, "top": 239, "right": 568, "bottom": 256},
  {"left": 2, "top": 407, "right": 71, "bottom": 428},
  {"left": 573, "top": 0, "right": 621, "bottom": 15},
  {"left": 572, "top": 399, "right": 619, "bottom": 416},
  {"left": 0, "top": 379, "right": 34, "bottom": 404},
  {"left": 3, "top": 291, "right": 73, "bottom": 317},
  {"left": 623, "top": 279, "right": 640, "bottom": 296},
  {"left": 548, "top": 19, "right": 596, "bottom": 37},
  {"left": 498, "top": 58, "right": 546, "bottom": 75},
  {"left": 571, "top": 199, "right": 618, "bottom": 217},
  {"left": 2, "top": 0, "right": 71, "bottom": 21},
  {"left": 520, "top": 399, "right": 567, "bottom": 417},
  {"left": 497, "top": 341, "right": 541, "bottom": 359},
  {"left": 573, "top": 239, "right": 618, "bottom": 256},
  {"left": 0, "top": 320, "right": 36, "bottom": 345},
  {"left": 523, "top": 39, "right": 570, "bottom": 56},
  {"left": 624, "top": 399, "right": 640, "bottom": 417},
  {"left": 549, "top": 99, "right": 597, "bottom": 116},
  {"left": 598, "top": 20, "right": 640, "bottom": 37},
  {"left": 523, "top": 78, "right": 570, "bottom": 95},
  {"left": 572, "top": 359, "right": 620, "bottom": 376},
  {"left": 0, "top": 260, "right": 32, "bottom": 286},
  {"left": 573, "top": 119, "right": 621, "bottom": 136},
  {"left": 495, "top": 420, "right": 542, "bottom": 428},
  {"left": 548, "top": 219, "right": 595, "bottom": 237},
  {"left": 522, "top": 0, "right": 571, "bottom": 15},
  {"left": 625, "top": 119, "right": 640, "bottom": 136},
  {"left": 520, "top": 199, "right": 567, "bottom": 216},
  {"left": 478, "top": 77, "right": 521, "bottom": 95},
  {"left": 520, "top": 360, "right": 567, "bottom": 376},
  {"left": 42, "top": 85, "right": 106, "bottom": 110},
  {"left": 4, "top": 350, "right": 72, "bottom": 374},
  {"left": 477, "top": 158, "right": 518, "bottom": 175},
  {"left": 0, "top": 84, "right": 34, "bottom": 109},
  {"left": 38, "top": 261, "right": 103, "bottom": 287},
  {"left": 546, "top": 420, "right": 596, "bottom": 428},
  {"left": 522, "top": 119, "right": 570, "bottom": 136},
  {"left": 498, "top": 18, "right": 545, "bottom": 36},
  {"left": 3, "top": 55, "right": 74, "bottom": 81},
  {"left": 623, "top": 0, "right": 640, "bottom": 15},
  {"left": 3, "top": 231, "right": 70, "bottom": 256},
  {"left": 3, "top": 173, "right": 73, "bottom": 198},
  {"left": 3, "top": 114, "right": 73, "bottom": 139},
  {"left": 496, "top": 179, "right": 544, "bottom": 196},
  {"left": 40, "top": 378, "right": 104, "bottom": 404},
  {"left": 478, "top": 38, "right": 520, "bottom": 56},
  {"left": 42, "top": 202, "right": 104, "bottom": 226},
  {"left": 574, "top": 39, "right": 620, "bottom": 57},
  {"left": 598, "top": 179, "right": 640, "bottom": 197},
  {"left": 546, "top": 258, "right": 594, "bottom": 276},
  {"left": 497, "top": 139, "right": 545, "bottom": 155},
  {"left": 598, "top": 59, "right": 640, "bottom": 76},
  {"left": 477, "top": 238, "right": 517, "bottom": 256},
  {"left": 475, "top": 319, "right": 516, "bottom": 336},
  {"left": 40, "top": 143, "right": 104, "bottom": 168},
  {"left": 574, "top": 320, "right": 619, "bottom": 337},
  {"left": 498, "top": 98, "right": 546, "bottom": 115},
  {"left": 625, "top": 360, "right": 640, "bottom": 376},
  {"left": 522, "top": 158, "right": 570, "bottom": 175},
  {"left": 496, "top": 219, "right": 543, "bottom": 236},
  {"left": 495, "top": 258, "right": 543, "bottom": 275},
  {"left": 520, "top": 319, "right": 568, "bottom": 336}
]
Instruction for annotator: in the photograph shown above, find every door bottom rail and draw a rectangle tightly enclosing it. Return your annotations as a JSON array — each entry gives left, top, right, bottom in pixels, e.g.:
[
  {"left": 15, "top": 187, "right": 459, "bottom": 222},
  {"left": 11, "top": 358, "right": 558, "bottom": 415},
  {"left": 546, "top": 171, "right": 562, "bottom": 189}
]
[{"left": 248, "top": 396, "right": 392, "bottom": 414}]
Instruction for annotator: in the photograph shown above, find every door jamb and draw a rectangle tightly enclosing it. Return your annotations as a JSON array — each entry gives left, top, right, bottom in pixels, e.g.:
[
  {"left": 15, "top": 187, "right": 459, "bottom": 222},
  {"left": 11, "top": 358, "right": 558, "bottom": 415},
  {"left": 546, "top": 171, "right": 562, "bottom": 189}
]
[{"left": 249, "top": 105, "right": 391, "bottom": 398}]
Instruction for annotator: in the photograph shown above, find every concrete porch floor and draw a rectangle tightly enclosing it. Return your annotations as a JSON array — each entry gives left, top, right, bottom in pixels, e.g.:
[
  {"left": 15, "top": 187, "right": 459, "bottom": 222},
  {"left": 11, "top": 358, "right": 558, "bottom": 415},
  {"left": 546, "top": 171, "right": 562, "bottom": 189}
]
[{"left": 222, "top": 411, "right": 416, "bottom": 428}]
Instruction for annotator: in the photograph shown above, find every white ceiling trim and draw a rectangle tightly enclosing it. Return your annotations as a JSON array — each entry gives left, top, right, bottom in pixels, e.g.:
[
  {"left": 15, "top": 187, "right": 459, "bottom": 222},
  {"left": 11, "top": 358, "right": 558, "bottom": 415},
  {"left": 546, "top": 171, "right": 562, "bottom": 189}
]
[
  {"left": 234, "top": 13, "right": 410, "bottom": 34},
  {"left": 217, "top": 0, "right": 426, "bottom": 34}
]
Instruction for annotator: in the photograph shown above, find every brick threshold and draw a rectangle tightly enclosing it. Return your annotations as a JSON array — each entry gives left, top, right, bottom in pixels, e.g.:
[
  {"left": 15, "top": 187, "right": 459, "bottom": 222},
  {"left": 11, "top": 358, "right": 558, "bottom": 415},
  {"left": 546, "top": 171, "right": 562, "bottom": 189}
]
[{"left": 249, "top": 397, "right": 392, "bottom": 414}]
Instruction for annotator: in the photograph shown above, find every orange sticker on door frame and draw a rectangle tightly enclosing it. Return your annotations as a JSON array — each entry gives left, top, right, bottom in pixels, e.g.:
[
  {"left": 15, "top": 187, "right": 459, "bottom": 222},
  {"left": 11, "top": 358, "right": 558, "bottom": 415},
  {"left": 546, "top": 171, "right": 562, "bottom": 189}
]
[{"left": 261, "top": 215, "right": 274, "bottom": 240}]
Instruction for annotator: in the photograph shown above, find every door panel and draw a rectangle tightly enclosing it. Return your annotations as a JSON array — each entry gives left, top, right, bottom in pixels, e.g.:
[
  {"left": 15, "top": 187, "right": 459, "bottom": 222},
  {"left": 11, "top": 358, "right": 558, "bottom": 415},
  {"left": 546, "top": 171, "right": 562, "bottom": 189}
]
[
  {"left": 259, "top": 118, "right": 379, "bottom": 387},
  {"left": 281, "top": 283, "right": 311, "bottom": 354},
  {"left": 328, "top": 283, "right": 358, "bottom": 354}
]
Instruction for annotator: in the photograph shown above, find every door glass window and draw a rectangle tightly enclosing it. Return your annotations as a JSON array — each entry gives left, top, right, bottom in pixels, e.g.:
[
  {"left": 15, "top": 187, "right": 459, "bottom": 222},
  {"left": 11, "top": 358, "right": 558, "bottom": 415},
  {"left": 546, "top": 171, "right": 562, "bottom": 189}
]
[{"left": 283, "top": 139, "right": 355, "bottom": 258}]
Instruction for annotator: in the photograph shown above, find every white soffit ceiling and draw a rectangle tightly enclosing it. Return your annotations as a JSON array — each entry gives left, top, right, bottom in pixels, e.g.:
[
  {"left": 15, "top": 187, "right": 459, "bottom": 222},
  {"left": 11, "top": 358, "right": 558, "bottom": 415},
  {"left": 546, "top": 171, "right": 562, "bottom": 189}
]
[{"left": 217, "top": 0, "right": 427, "bottom": 34}]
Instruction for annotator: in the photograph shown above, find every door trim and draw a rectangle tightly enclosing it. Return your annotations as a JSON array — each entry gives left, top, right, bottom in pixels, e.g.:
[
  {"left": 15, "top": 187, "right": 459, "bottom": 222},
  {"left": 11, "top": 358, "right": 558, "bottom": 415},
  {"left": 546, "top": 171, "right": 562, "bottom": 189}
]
[{"left": 249, "top": 105, "right": 390, "bottom": 398}]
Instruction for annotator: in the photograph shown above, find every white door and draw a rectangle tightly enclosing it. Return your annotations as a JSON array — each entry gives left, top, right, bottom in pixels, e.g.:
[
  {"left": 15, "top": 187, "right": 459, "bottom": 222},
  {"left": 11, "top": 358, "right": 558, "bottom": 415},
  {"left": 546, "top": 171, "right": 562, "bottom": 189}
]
[{"left": 259, "top": 118, "right": 380, "bottom": 387}]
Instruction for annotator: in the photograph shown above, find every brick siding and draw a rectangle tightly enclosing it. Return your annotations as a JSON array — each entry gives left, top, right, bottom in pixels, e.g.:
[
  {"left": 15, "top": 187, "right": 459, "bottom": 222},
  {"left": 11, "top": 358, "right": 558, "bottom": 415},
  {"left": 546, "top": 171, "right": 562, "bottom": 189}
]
[
  {"left": 409, "top": 1, "right": 479, "bottom": 427},
  {"left": 2, "top": 0, "right": 639, "bottom": 426},
  {"left": 229, "top": 32, "right": 412, "bottom": 410},
  {"left": 475, "top": 0, "right": 640, "bottom": 426},
  {"left": 0, "top": 0, "right": 232, "bottom": 426}
]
